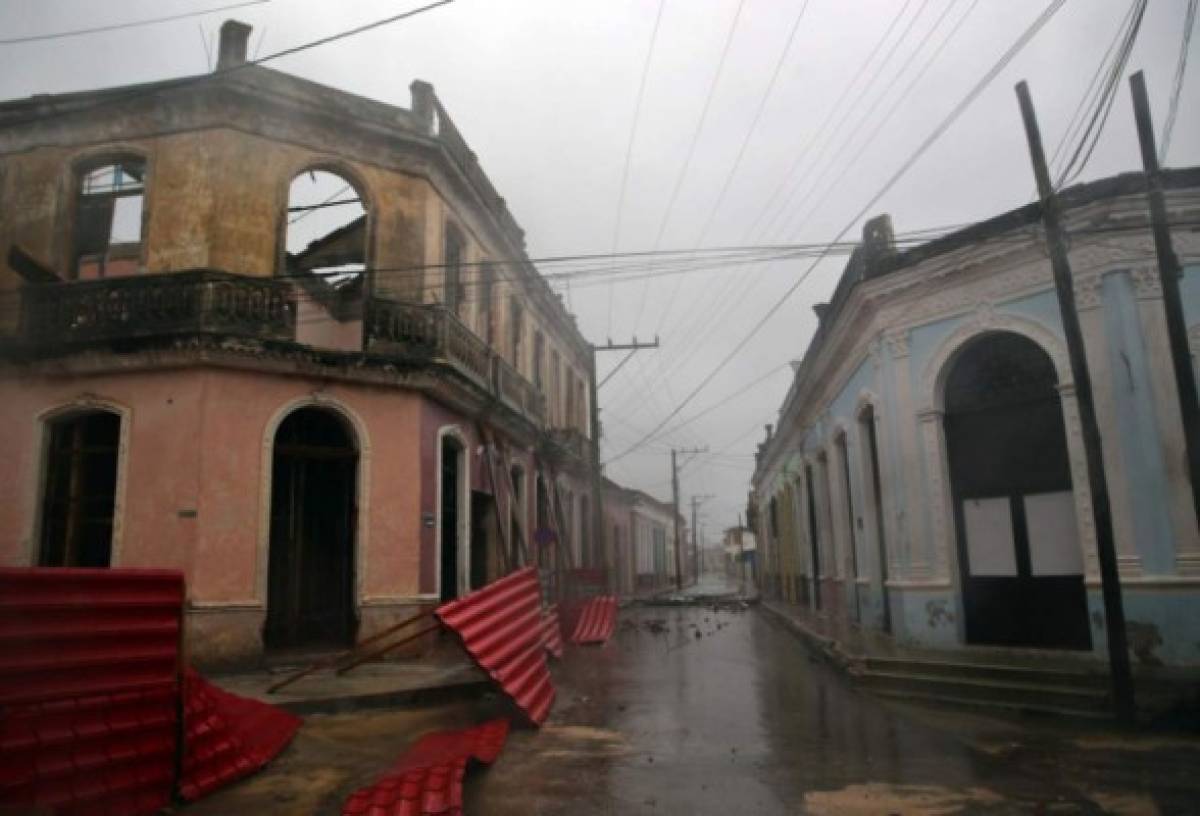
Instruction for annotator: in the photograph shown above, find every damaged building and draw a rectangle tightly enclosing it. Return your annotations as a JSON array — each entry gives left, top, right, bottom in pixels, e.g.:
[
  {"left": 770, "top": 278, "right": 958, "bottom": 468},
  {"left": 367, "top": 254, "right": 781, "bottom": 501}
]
[{"left": 0, "top": 20, "right": 603, "bottom": 666}]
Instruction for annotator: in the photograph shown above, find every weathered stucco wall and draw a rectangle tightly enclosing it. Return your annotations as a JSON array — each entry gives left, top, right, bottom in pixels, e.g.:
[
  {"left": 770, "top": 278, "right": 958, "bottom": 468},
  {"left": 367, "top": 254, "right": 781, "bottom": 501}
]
[{"left": 0, "top": 365, "right": 436, "bottom": 664}]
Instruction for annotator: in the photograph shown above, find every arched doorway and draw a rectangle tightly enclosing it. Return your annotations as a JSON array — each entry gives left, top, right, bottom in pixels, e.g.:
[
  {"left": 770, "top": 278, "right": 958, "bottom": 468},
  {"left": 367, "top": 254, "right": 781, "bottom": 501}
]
[
  {"left": 39, "top": 410, "right": 121, "bottom": 567},
  {"left": 265, "top": 407, "right": 358, "bottom": 652},
  {"left": 440, "top": 435, "right": 466, "bottom": 603},
  {"left": 943, "top": 332, "right": 1091, "bottom": 649}
]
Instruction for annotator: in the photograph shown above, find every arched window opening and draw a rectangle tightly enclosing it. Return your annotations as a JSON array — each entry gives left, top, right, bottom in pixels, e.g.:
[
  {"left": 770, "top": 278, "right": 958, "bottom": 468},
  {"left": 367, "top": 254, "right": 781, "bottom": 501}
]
[
  {"left": 40, "top": 410, "right": 121, "bottom": 567},
  {"left": 73, "top": 158, "right": 145, "bottom": 279},
  {"left": 265, "top": 407, "right": 358, "bottom": 651},
  {"left": 284, "top": 170, "right": 367, "bottom": 288},
  {"left": 944, "top": 331, "right": 1091, "bottom": 649}
]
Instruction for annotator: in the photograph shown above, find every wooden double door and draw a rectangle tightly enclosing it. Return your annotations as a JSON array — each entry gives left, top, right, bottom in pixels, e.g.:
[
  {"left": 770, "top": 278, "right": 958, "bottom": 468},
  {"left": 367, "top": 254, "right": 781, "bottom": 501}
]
[
  {"left": 265, "top": 408, "right": 358, "bottom": 652},
  {"left": 945, "top": 332, "right": 1092, "bottom": 651}
]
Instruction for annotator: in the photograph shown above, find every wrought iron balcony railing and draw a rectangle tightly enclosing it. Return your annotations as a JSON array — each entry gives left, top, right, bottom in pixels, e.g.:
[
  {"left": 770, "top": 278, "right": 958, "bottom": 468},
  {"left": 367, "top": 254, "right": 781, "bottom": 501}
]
[
  {"left": 365, "top": 296, "right": 547, "bottom": 426},
  {"left": 16, "top": 270, "right": 295, "bottom": 346},
  {"left": 8, "top": 271, "right": 556, "bottom": 433}
]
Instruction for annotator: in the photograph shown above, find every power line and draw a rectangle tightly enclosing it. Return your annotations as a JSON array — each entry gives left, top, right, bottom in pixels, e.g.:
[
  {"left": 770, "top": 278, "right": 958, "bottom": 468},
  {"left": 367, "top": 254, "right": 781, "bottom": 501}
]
[
  {"left": 779, "top": 0, "right": 983, "bottom": 242},
  {"left": 646, "top": 0, "right": 747, "bottom": 258},
  {"left": 1055, "top": 0, "right": 1147, "bottom": 188},
  {"left": 605, "top": 0, "right": 1071, "bottom": 466},
  {"left": 647, "top": 0, "right": 813, "bottom": 340},
  {"left": 3, "top": 0, "right": 456, "bottom": 128},
  {"left": 653, "top": 0, "right": 968, "bottom": 394},
  {"left": 1160, "top": 0, "right": 1198, "bottom": 164},
  {"left": 612, "top": 0, "right": 932, "bottom": 419},
  {"left": 0, "top": 0, "right": 270, "bottom": 46},
  {"left": 607, "top": 0, "right": 667, "bottom": 339},
  {"left": 1046, "top": 0, "right": 1140, "bottom": 180}
]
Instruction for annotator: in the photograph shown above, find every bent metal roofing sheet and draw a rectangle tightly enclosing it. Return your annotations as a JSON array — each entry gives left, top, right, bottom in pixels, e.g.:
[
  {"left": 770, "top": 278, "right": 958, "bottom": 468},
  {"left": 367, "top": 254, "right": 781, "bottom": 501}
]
[{"left": 435, "top": 567, "right": 555, "bottom": 726}]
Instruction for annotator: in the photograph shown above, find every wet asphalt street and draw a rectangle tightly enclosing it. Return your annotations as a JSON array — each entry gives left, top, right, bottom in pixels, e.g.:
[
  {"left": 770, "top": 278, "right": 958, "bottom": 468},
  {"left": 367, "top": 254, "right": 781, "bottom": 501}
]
[
  {"left": 185, "top": 579, "right": 1200, "bottom": 815},
  {"left": 466, "top": 593, "right": 1197, "bottom": 815}
]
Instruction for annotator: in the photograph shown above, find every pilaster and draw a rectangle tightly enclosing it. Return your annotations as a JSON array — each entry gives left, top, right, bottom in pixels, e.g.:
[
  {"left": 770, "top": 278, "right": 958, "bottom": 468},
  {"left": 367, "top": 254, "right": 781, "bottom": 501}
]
[{"left": 1130, "top": 265, "right": 1200, "bottom": 576}]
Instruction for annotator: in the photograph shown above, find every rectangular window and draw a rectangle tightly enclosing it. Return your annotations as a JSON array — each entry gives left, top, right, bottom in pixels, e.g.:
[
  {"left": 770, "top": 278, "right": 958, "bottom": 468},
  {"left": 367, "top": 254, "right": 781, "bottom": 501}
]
[
  {"left": 510, "top": 298, "right": 524, "bottom": 370},
  {"left": 480, "top": 261, "right": 494, "bottom": 345},
  {"left": 565, "top": 370, "right": 575, "bottom": 428},
  {"left": 533, "top": 331, "right": 545, "bottom": 390},
  {"left": 444, "top": 226, "right": 464, "bottom": 314},
  {"left": 550, "top": 350, "right": 561, "bottom": 423}
]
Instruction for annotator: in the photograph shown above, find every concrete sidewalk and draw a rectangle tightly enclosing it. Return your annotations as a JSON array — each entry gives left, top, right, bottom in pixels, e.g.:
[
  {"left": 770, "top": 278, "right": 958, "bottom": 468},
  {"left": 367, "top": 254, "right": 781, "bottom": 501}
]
[
  {"left": 760, "top": 599, "right": 1200, "bottom": 722},
  {"left": 211, "top": 645, "right": 490, "bottom": 715}
]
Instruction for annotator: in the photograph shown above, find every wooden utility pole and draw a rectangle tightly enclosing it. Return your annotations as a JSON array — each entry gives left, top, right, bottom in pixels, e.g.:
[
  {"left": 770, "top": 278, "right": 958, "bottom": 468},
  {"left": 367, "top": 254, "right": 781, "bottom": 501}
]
[
  {"left": 670, "top": 447, "right": 706, "bottom": 589},
  {"left": 590, "top": 338, "right": 659, "bottom": 593},
  {"left": 672, "top": 449, "right": 682, "bottom": 590},
  {"left": 1016, "top": 80, "right": 1135, "bottom": 724},
  {"left": 1129, "top": 71, "right": 1200, "bottom": 525},
  {"left": 691, "top": 494, "right": 714, "bottom": 583}
]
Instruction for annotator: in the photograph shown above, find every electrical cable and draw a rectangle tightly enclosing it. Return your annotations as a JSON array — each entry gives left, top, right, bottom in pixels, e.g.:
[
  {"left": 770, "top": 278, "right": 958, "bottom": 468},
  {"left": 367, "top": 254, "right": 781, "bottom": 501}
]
[
  {"left": 604, "top": 0, "right": 1071, "bottom": 466},
  {"left": 0, "top": 0, "right": 270, "bottom": 45},
  {"left": 607, "top": 0, "right": 667, "bottom": 339},
  {"left": 2, "top": 0, "right": 455, "bottom": 128},
  {"left": 1160, "top": 0, "right": 1198, "bottom": 164},
  {"left": 1055, "top": 0, "right": 1147, "bottom": 188}
]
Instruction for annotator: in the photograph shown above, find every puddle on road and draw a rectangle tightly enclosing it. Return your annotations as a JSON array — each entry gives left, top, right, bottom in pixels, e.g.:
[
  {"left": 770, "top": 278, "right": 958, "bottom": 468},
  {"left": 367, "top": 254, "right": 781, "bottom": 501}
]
[
  {"left": 802, "top": 782, "right": 1004, "bottom": 815},
  {"left": 1085, "top": 789, "right": 1162, "bottom": 815}
]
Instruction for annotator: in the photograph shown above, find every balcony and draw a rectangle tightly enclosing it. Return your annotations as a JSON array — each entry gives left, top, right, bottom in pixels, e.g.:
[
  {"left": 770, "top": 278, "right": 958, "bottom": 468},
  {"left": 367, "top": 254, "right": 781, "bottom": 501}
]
[
  {"left": 365, "top": 297, "right": 546, "bottom": 425},
  {"left": 16, "top": 269, "right": 294, "bottom": 346},
  {"left": 7, "top": 270, "right": 552, "bottom": 431}
]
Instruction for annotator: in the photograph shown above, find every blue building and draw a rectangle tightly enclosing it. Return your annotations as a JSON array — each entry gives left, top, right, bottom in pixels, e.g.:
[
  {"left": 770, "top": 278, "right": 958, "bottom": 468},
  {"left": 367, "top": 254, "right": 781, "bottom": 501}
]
[{"left": 751, "top": 168, "right": 1200, "bottom": 669}]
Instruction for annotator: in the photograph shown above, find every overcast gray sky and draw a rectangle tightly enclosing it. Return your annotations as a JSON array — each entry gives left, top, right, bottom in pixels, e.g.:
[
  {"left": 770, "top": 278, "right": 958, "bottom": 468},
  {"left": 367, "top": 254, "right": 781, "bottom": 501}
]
[{"left": 3, "top": 0, "right": 1197, "bottom": 539}]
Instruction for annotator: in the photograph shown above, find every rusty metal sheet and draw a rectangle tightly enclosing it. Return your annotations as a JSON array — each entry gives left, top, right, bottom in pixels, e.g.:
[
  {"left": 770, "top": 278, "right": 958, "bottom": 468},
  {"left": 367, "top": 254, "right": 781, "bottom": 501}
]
[
  {"left": 542, "top": 605, "right": 563, "bottom": 659},
  {"left": 180, "top": 668, "right": 301, "bottom": 801},
  {"left": 342, "top": 718, "right": 509, "bottom": 816},
  {"left": 0, "top": 567, "right": 183, "bottom": 816},
  {"left": 436, "top": 568, "right": 555, "bottom": 725},
  {"left": 569, "top": 596, "right": 618, "bottom": 645}
]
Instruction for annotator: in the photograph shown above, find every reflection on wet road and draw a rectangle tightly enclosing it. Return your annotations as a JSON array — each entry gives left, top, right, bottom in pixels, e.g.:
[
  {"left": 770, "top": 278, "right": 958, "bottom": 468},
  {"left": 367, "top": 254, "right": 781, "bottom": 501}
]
[{"left": 467, "top": 600, "right": 1175, "bottom": 814}]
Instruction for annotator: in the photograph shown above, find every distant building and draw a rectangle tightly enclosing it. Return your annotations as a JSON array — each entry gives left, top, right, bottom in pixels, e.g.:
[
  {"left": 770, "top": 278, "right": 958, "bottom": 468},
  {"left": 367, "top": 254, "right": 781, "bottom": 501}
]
[
  {"left": 722, "top": 525, "right": 757, "bottom": 586},
  {"left": 751, "top": 169, "right": 1200, "bottom": 667},
  {"left": 602, "top": 480, "right": 681, "bottom": 597},
  {"left": 0, "top": 21, "right": 601, "bottom": 666}
]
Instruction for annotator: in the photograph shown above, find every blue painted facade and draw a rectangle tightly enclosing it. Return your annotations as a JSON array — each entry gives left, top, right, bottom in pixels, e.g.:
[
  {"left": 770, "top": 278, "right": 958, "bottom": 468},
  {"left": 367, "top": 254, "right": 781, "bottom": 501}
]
[{"left": 752, "top": 177, "right": 1200, "bottom": 669}]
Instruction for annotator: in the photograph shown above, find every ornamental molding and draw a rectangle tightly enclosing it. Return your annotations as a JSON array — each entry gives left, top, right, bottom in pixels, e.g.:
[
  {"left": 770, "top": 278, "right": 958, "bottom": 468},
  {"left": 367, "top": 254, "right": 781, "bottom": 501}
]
[
  {"left": 884, "top": 330, "right": 910, "bottom": 359},
  {"left": 1072, "top": 270, "right": 1103, "bottom": 311},
  {"left": 753, "top": 206, "right": 1200, "bottom": 484},
  {"left": 1129, "top": 264, "right": 1163, "bottom": 300}
]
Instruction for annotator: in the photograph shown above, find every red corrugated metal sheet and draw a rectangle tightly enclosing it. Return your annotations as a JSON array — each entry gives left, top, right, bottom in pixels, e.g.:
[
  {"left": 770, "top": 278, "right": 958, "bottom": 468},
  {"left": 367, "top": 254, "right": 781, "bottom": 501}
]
[
  {"left": 541, "top": 605, "right": 563, "bottom": 659},
  {"left": 180, "top": 668, "right": 301, "bottom": 801},
  {"left": 569, "top": 596, "right": 617, "bottom": 645},
  {"left": 0, "top": 567, "right": 183, "bottom": 816},
  {"left": 341, "top": 718, "right": 509, "bottom": 816},
  {"left": 436, "top": 568, "right": 555, "bottom": 726}
]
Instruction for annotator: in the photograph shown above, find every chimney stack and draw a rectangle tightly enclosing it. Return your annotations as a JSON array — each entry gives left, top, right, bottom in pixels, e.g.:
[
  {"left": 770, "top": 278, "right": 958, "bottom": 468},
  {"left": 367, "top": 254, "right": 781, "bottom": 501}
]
[{"left": 217, "top": 20, "right": 252, "bottom": 71}]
